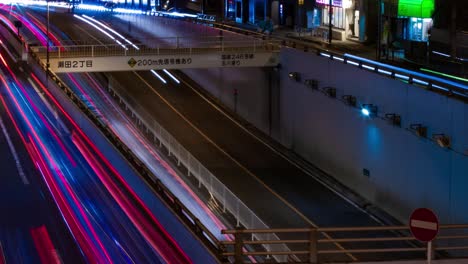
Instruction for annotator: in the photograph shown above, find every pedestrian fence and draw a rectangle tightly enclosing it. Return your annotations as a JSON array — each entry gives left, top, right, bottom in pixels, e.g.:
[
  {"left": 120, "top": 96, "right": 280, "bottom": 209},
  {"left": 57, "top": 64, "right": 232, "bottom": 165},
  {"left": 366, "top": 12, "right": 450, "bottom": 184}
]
[
  {"left": 7, "top": 16, "right": 468, "bottom": 263},
  {"left": 221, "top": 225, "right": 468, "bottom": 263},
  {"left": 107, "top": 76, "right": 293, "bottom": 262}
]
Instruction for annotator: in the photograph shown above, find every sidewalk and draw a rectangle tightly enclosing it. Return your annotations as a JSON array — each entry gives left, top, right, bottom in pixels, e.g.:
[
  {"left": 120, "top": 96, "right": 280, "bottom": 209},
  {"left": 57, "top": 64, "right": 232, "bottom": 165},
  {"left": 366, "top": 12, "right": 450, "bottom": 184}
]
[{"left": 221, "top": 20, "right": 424, "bottom": 71}]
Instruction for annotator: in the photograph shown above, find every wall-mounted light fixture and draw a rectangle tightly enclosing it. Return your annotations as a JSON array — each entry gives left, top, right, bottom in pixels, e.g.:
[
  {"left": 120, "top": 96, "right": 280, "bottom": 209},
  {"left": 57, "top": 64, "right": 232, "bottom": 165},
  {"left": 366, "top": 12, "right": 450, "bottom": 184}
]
[
  {"left": 304, "top": 79, "right": 319, "bottom": 89},
  {"left": 385, "top": 113, "right": 401, "bottom": 127},
  {"left": 288, "top": 72, "right": 300, "bottom": 82},
  {"left": 324, "top": 87, "right": 336, "bottom": 98},
  {"left": 342, "top": 95, "right": 357, "bottom": 107},
  {"left": 432, "top": 134, "right": 451, "bottom": 148},
  {"left": 409, "top": 124, "right": 427, "bottom": 138},
  {"left": 273, "top": 63, "right": 282, "bottom": 72},
  {"left": 361, "top": 104, "right": 378, "bottom": 117}
]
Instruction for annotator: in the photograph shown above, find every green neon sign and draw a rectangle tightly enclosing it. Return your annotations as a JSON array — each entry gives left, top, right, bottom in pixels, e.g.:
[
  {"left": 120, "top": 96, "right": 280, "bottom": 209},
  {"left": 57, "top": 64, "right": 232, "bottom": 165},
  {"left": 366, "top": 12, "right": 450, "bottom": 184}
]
[{"left": 398, "top": 0, "right": 434, "bottom": 18}]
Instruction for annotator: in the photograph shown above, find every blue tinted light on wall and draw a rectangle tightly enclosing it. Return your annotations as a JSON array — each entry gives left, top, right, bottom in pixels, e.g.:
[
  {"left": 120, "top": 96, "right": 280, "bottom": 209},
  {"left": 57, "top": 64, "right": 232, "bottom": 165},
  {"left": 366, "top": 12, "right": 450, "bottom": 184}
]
[
  {"left": 361, "top": 104, "right": 377, "bottom": 117},
  {"left": 361, "top": 108, "right": 370, "bottom": 116}
]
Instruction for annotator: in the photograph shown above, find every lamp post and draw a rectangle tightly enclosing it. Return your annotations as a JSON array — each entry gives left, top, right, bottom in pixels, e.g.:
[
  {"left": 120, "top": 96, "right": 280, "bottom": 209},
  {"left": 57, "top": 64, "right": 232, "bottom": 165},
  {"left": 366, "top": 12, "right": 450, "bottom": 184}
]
[
  {"left": 46, "top": 0, "right": 50, "bottom": 89},
  {"left": 376, "top": 0, "right": 382, "bottom": 60},
  {"left": 328, "top": 0, "right": 332, "bottom": 44}
]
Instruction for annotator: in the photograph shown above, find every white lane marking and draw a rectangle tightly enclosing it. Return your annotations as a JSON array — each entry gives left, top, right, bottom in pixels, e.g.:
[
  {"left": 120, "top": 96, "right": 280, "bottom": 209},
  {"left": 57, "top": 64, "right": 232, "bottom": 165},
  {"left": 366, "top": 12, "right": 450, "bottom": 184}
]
[
  {"left": 0, "top": 116, "right": 29, "bottom": 185},
  {"left": 174, "top": 71, "right": 379, "bottom": 219},
  {"left": 133, "top": 71, "right": 358, "bottom": 261},
  {"left": 411, "top": 219, "right": 437, "bottom": 230},
  {"left": 0, "top": 40, "right": 17, "bottom": 63},
  {"left": 27, "top": 78, "right": 70, "bottom": 135}
]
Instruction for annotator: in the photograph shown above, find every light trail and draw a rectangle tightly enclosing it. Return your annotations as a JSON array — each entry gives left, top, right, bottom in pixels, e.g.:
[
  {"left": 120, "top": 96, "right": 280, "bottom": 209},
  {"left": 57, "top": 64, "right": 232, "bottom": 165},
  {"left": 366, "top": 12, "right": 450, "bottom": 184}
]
[
  {"left": 151, "top": 70, "right": 167, "bottom": 84},
  {"left": 163, "top": 69, "right": 180, "bottom": 84},
  {"left": 0, "top": 79, "right": 108, "bottom": 263},
  {"left": 82, "top": 14, "right": 140, "bottom": 50},
  {"left": 30, "top": 226, "right": 61, "bottom": 264},
  {"left": 74, "top": 14, "right": 127, "bottom": 49}
]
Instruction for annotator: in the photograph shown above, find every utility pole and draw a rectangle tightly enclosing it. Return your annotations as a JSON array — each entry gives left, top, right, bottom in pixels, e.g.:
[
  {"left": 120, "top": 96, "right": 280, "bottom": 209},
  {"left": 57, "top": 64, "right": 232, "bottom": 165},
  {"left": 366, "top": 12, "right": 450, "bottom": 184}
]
[{"left": 328, "top": 0, "right": 332, "bottom": 44}]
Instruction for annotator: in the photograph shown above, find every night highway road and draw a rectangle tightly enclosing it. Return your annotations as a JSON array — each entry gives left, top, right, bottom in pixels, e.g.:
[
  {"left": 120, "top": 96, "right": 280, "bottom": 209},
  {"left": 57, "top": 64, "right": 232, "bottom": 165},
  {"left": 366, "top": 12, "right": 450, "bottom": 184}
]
[
  {"left": 22, "top": 4, "right": 234, "bottom": 241},
  {"left": 57, "top": 10, "right": 426, "bottom": 261},
  {"left": 0, "top": 74, "right": 83, "bottom": 263},
  {"left": 0, "top": 5, "right": 218, "bottom": 263},
  {"left": 0, "top": 3, "right": 438, "bottom": 263}
]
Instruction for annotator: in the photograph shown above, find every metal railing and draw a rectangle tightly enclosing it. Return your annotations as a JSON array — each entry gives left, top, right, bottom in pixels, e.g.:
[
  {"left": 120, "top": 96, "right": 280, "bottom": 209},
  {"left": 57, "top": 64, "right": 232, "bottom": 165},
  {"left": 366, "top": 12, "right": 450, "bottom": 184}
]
[
  {"left": 10, "top": 19, "right": 468, "bottom": 264},
  {"left": 106, "top": 76, "right": 292, "bottom": 262},
  {"left": 23, "top": 36, "right": 224, "bottom": 260},
  {"left": 175, "top": 16, "right": 468, "bottom": 100},
  {"left": 8, "top": 18, "right": 287, "bottom": 262},
  {"left": 30, "top": 37, "right": 281, "bottom": 59},
  {"left": 197, "top": 13, "right": 216, "bottom": 22},
  {"left": 220, "top": 225, "right": 468, "bottom": 263},
  {"left": 318, "top": 52, "right": 468, "bottom": 100}
]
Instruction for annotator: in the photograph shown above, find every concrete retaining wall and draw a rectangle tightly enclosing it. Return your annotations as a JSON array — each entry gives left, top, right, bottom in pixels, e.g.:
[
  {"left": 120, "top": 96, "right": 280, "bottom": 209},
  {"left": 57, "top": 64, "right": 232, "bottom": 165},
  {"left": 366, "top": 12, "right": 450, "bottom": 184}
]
[{"left": 182, "top": 47, "right": 468, "bottom": 225}]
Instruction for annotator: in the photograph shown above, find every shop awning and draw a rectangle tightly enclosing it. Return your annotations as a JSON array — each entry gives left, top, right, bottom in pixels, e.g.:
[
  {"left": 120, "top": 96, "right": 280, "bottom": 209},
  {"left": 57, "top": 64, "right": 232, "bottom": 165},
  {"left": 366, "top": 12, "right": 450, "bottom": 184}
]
[{"left": 398, "top": 0, "right": 434, "bottom": 18}]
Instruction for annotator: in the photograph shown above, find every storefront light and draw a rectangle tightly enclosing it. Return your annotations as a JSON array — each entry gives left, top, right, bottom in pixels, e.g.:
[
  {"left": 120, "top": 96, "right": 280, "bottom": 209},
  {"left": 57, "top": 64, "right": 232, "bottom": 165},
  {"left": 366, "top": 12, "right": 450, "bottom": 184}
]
[{"left": 343, "top": 0, "right": 352, "bottom": 9}]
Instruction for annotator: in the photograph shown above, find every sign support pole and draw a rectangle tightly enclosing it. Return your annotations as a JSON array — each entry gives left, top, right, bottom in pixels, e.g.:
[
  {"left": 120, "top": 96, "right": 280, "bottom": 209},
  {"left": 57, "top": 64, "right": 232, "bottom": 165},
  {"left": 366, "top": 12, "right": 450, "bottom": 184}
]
[{"left": 427, "top": 241, "right": 432, "bottom": 264}]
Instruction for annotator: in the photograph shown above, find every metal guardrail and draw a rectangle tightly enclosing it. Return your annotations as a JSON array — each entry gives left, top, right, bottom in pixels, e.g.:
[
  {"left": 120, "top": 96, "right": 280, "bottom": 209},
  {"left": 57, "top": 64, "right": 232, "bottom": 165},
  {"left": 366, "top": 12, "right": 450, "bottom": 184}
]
[
  {"left": 106, "top": 76, "right": 292, "bottom": 263},
  {"left": 30, "top": 37, "right": 281, "bottom": 59},
  {"left": 171, "top": 15, "right": 468, "bottom": 101},
  {"left": 220, "top": 225, "right": 468, "bottom": 263},
  {"left": 197, "top": 13, "right": 216, "bottom": 22},
  {"left": 0, "top": 18, "right": 288, "bottom": 262},
  {"left": 20, "top": 32, "right": 225, "bottom": 261},
  {"left": 6, "top": 16, "right": 468, "bottom": 263},
  {"left": 24, "top": 40, "right": 468, "bottom": 264},
  {"left": 320, "top": 52, "right": 468, "bottom": 101}
]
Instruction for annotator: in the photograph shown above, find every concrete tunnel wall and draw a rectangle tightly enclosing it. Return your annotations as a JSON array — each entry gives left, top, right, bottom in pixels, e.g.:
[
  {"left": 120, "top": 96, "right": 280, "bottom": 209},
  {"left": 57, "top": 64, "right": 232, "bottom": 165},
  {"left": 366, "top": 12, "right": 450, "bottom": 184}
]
[
  {"left": 181, "top": 48, "right": 468, "bottom": 225},
  {"left": 182, "top": 67, "right": 275, "bottom": 135}
]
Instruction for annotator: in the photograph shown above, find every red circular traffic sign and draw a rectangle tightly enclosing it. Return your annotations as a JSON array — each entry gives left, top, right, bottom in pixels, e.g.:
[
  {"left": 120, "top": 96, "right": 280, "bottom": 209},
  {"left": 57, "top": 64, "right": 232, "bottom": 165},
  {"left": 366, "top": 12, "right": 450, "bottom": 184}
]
[{"left": 409, "top": 208, "right": 439, "bottom": 242}]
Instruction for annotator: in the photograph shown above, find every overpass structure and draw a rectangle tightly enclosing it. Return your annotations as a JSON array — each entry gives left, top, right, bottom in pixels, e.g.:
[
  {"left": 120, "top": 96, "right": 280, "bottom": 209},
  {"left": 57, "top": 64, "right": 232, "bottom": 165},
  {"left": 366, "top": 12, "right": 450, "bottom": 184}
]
[
  {"left": 30, "top": 36, "right": 280, "bottom": 72},
  {"left": 12, "top": 9, "right": 468, "bottom": 264}
]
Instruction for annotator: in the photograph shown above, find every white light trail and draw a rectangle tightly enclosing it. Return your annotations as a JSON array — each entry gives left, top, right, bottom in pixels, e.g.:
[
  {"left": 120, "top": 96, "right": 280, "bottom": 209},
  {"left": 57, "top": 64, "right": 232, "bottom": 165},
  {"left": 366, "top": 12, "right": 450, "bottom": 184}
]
[
  {"left": 362, "top": 64, "right": 375, "bottom": 71},
  {"left": 82, "top": 15, "right": 139, "bottom": 50},
  {"left": 413, "top": 78, "right": 429, "bottom": 86},
  {"left": 74, "top": 15, "right": 127, "bottom": 50},
  {"left": 332, "top": 56, "right": 344, "bottom": 61},
  {"left": 163, "top": 69, "right": 180, "bottom": 84},
  {"left": 395, "top": 74, "right": 409, "bottom": 80},
  {"left": 377, "top": 69, "right": 392, "bottom": 75},
  {"left": 431, "top": 50, "right": 450, "bottom": 58},
  {"left": 346, "top": 60, "right": 360, "bottom": 66},
  {"left": 151, "top": 70, "right": 166, "bottom": 84}
]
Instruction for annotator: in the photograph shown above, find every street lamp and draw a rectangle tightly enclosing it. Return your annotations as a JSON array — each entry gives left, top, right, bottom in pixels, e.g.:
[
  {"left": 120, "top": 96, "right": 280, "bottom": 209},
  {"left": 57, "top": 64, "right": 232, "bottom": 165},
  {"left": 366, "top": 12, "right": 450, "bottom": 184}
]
[
  {"left": 46, "top": 0, "right": 50, "bottom": 88},
  {"left": 13, "top": 20, "right": 22, "bottom": 37},
  {"left": 377, "top": 0, "right": 382, "bottom": 60},
  {"left": 328, "top": 0, "right": 332, "bottom": 44}
]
